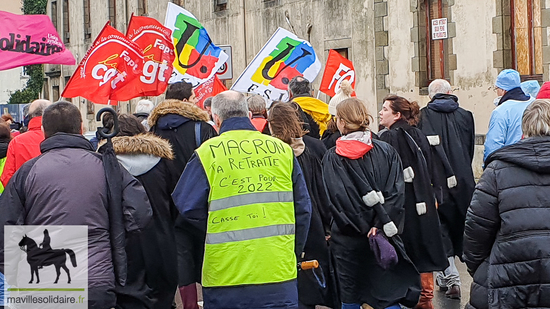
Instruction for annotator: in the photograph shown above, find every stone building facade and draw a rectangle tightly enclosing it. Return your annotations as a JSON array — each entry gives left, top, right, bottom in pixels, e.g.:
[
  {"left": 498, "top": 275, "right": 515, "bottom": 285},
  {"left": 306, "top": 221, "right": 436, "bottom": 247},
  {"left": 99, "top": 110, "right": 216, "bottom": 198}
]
[{"left": 44, "top": 0, "right": 550, "bottom": 172}]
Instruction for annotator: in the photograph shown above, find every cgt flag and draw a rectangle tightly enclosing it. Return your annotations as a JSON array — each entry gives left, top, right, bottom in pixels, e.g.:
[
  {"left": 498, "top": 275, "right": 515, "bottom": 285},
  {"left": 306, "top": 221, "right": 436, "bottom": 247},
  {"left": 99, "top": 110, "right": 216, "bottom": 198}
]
[
  {"left": 319, "top": 49, "right": 356, "bottom": 97},
  {"left": 62, "top": 23, "right": 144, "bottom": 104},
  {"left": 194, "top": 75, "right": 227, "bottom": 109},
  {"left": 126, "top": 15, "right": 175, "bottom": 96},
  {"left": 231, "top": 27, "right": 321, "bottom": 103},
  {"left": 0, "top": 11, "right": 75, "bottom": 71},
  {"left": 165, "top": 3, "right": 228, "bottom": 86}
]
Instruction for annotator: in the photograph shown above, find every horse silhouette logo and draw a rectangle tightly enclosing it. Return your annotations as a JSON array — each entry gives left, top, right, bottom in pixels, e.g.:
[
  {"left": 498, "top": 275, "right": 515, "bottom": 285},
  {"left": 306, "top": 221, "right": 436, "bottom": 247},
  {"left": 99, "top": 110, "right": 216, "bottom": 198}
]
[{"left": 18, "top": 229, "right": 77, "bottom": 284}]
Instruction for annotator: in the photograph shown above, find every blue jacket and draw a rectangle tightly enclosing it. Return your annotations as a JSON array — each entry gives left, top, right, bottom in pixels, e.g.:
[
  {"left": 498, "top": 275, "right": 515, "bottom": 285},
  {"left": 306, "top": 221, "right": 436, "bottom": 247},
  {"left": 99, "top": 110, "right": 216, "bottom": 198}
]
[
  {"left": 172, "top": 117, "right": 312, "bottom": 309},
  {"left": 484, "top": 88, "right": 534, "bottom": 162}
]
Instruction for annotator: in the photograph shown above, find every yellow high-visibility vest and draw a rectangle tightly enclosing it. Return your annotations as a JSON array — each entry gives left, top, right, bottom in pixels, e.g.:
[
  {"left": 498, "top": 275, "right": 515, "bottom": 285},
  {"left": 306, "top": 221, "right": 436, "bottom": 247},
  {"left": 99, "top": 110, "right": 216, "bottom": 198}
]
[{"left": 195, "top": 129, "right": 296, "bottom": 287}]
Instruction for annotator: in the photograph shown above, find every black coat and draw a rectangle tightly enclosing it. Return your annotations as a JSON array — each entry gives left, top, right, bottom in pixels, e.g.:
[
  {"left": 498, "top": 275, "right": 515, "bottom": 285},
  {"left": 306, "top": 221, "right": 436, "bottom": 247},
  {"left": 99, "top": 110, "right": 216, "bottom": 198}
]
[
  {"left": 322, "top": 139, "right": 420, "bottom": 309},
  {"left": 149, "top": 100, "right": 217, "bottom": 286},
  {"left": 463, "top": 136, "right": 550, "bottom": 309},
  {"left": 418, "top": 94, "right": 475, "bottom": 257},
  {"left": 321, "top": 130, "right": 340, "bottom": 150},
  {"left": 294, "top": 137, "right": 337, "bottom": 308},
  {"left": 112, "top": 134, "right": 180, "bottom": 309},
  {"left": 379, "top": 120, "right": 448, "bottom": 273}
]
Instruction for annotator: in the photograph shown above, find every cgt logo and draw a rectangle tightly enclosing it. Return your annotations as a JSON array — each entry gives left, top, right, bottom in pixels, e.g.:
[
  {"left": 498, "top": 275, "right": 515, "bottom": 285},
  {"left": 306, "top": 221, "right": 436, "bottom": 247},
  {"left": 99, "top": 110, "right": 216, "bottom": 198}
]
[
  {"left": 91, "top": 50, "right": 140, "bottom": 88},
  {"left": 140, "top": 39, "right": 172, "bottom": 84}
]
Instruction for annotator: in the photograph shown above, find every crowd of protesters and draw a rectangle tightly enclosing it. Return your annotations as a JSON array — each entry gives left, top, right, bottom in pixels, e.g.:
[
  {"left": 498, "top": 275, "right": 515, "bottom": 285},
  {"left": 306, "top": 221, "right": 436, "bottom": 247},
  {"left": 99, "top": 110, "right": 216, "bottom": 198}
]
[{"left": 1, "top": 68, "right": 550, "bottom": 309}]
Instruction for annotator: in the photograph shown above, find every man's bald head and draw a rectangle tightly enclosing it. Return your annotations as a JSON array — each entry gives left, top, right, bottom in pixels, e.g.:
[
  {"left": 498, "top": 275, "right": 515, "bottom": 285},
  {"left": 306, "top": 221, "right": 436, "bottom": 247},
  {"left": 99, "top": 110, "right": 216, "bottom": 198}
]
[
  {"left": 28, "top": 99, "right": 52, "bottom": 119},
  {"left": 211, "top": 91, "right": 249, "bottom": 122},
  {"left": 428, "top": 79, "right": 452, "bottom": 99}
]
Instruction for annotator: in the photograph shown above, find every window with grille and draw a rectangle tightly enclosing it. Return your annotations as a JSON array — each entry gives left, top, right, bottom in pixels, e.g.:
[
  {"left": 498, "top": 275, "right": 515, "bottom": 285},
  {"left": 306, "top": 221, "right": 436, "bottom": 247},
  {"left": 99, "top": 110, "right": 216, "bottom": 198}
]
[
  {"left": 511, "top": 0, "right": 543, "bottom": 80},
  {"left": 215, "top": 0, "right": 227, "bottom": 12},
  {"left": 108, "top": 0, "right": 116, "bottom": 27},
  {"left": 138, "top": 0, "right": 147, "bottom": 16},
  {"left": 51, "top": 1, "right": 58, "bottom": 31},
  {"left": 83, "top": 0, "right": 91, "bottom": 40},
  {"left": 62, "top": 0, "right": 70, "bottom": 44},
  {"left": 425, "top": 0, "right": 448, "bottom": 82}
]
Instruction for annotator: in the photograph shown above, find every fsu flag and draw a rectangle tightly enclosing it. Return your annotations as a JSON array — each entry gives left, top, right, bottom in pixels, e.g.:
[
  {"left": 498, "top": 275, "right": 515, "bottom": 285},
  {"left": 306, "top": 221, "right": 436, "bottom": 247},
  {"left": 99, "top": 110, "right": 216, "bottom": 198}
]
[
  {"left": 0, "top": 11, "right": 75, "bottom": 70},
  {"left": 62, "top": 24, "right": 144, "bottom": 104},
  {"left": 319, "top": 49, "right": 356, "bottom": 97},
  {"left": 126, "top": 15, "right": 174, "bottom": 96},
  {"left": 194, "top": 75, "right": 227, "bottom": 109},
  {"left": 165, "top": 3, "right": 228, "bottom": 86},
  {"left": 231, "top": 28, "right": 321, "bottom": 103}
]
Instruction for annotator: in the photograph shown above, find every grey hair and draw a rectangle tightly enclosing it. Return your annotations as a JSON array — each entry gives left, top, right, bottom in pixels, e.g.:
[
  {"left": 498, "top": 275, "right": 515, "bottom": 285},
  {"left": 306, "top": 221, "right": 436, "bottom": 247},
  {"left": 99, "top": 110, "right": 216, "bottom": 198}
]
[
  {"left": 428, "top": 79, "right": 452, "bottom": 99},
  {"left": 522, "top": 99, "right": 550, "bottom": 138},
  {"left": 28, "top": 99, "right": 52, "bottom": 118},
  {"left": 247, "top": 95, "right": 267, "bottom": 114},
  {"left": 212, "top": 91, "right": 249, "bottom": 121}
]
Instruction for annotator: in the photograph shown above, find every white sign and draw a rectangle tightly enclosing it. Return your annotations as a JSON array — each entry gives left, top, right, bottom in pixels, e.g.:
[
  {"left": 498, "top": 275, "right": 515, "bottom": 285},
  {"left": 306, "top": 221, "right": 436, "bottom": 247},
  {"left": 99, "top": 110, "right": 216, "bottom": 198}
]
[
  {"left": 432, "top": 18, "right": 448, "bottom": 40},
  {"left": 4, "top": 226, "right": 88, "bottom": 308},
  {"left": 217, "top": 45, "right": 233, "bottom": 80}
]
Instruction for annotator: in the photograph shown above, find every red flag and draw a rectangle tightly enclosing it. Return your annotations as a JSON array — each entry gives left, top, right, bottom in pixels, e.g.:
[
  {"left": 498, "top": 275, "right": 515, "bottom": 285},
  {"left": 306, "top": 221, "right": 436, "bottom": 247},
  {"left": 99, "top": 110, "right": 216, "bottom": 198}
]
[
  {"left": 319, "top": 50, "right": 356, "bottom": 97},
  {"left": 194, "top": 75, "right": 227, "bottom": 109},
  {"left": 126, "top": 15, "right": 174, "bottom": 96},
  {"left": 0, "top": 11, "right": 75, "bottom": 70},
  {"left": 62, "top": 23, "right": 144, "bottom": 104}
]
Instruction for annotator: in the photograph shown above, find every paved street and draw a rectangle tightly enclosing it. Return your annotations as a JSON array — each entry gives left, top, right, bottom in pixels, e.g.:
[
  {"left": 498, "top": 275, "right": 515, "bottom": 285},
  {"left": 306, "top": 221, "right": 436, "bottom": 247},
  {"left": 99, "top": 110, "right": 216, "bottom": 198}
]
[{"left": 433, "top": 258, "right": 472, "bottom": 309}]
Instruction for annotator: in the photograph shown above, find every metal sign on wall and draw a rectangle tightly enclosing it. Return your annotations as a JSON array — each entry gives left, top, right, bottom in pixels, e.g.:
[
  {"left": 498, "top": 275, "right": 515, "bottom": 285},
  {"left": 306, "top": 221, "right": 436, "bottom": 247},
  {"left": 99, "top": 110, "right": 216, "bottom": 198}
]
[
  {"left": 432, "top": 18, "right": 448, "bottom": 40},
  {"left": 217, "top": 45, "right": 233, "bottom": 80}
]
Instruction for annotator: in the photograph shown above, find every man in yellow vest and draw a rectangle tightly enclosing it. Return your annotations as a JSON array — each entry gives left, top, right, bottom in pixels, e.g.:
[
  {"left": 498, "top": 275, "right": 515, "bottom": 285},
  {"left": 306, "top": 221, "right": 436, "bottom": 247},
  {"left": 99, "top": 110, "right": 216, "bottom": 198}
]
[{"left": 172, "top": 90, "right": 312, "bottom": 309}]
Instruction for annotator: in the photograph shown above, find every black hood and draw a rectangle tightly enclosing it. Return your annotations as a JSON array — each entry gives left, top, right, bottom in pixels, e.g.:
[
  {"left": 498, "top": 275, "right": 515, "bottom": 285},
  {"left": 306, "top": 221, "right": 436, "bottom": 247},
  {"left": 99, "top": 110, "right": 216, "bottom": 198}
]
[
  {"left": 499, "top": 87, "right": 530, "bottom": 106},
  {"left": 486, "top": 136, "right": 550, "bottom": 173},
  {"left": 0, "top": 140, "right": 9, "bottom": 159},
  {"left": 156, "top": 114, "right": 191, "bottom": 130},
  {"left": 428, "top": 93, "right": 459, "bottom": 113},
  {"left": 41, "top": 133, "right": 95, "bottom": 153}
]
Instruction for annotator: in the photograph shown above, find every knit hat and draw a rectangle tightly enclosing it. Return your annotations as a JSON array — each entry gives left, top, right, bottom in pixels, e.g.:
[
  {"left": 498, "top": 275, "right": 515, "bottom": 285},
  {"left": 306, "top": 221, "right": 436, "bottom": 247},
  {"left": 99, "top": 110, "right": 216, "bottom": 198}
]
[
  {"left": 135, "top": 99, "right": 154, "bottom": 115},
  {"left": 495, "top": 69, "right": 521, "bottom": 91},
  {"left": 328, "top": 80, "right": 353, "bottom": 116},
  {"left": 537, "top": 81, "right": 550, "bottom": 99},
  {"left": 521, "top": 80, "right": 541, "bottom": 99}
]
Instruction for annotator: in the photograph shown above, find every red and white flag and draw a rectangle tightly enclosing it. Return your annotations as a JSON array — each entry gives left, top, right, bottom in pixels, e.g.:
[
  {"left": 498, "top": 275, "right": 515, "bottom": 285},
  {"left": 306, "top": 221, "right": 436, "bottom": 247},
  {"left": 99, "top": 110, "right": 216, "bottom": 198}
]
[
  {"left": 62, "top": 23, "right": 144, "bottom": 104},
  {"left": 319, "top": 50, "right": 356, "bottom": 97},
  {"left": 126, "top": 15, "right": 174, "bottom": 97},
  {"left": 194, "top": 75, "right": 227, "bottom": 109}
]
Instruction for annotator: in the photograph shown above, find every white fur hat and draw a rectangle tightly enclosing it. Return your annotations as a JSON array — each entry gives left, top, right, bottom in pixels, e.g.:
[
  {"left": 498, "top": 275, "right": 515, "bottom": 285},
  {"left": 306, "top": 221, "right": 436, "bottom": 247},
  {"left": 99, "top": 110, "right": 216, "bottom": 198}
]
[
  {"left": 135, "top": 99, "right": 155, "bottom": 115},
  {"left": 328, "top": 80, "right": 353, "bottom": 116}
]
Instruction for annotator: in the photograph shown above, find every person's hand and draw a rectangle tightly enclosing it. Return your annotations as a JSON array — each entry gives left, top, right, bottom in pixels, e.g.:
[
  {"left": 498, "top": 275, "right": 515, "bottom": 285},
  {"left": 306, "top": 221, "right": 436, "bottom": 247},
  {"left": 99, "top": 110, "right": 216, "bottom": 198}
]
[{"left": 367, "top": 227, "right": 378, "bottom": 238}]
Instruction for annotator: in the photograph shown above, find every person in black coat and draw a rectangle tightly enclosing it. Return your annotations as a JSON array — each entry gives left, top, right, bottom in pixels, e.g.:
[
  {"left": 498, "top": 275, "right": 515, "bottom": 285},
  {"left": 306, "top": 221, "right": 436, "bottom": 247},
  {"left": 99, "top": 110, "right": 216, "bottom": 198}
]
[
  {"left": 268, "top": 102, "right": 337, "bottom": 309},
  {"left": 323, "top": 98, "right": 421, "bottom": 309},
  {"left": 463, "top": 99, "right": 550, "bottom": 309},
  {"left": 109, "top": 114, "right": 179, "bottom": 309},
  {"left": 149, "top": 99, "right": 217, "bottom": 309},
  {"left": 418, "top": 79, "right": 475, "bottom": 299},
  {"left": 378, "top": 95, "right": 448, "bottom": 309}
]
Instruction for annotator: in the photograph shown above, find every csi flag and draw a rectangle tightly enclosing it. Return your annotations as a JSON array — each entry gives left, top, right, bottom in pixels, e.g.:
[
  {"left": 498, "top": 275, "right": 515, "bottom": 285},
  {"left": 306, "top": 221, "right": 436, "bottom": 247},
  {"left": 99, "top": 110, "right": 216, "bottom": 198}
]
[
  {"left": 165, "top": 3, "right": 228, "bottom": 86},
  {"left": 231, "top": 27, "right": 321, "bottom": 103},
  {"left": 319, "top": 49, "right": 356, "bottom": 97},
  {"left": 61, "top": 23, "right": 144, "bottom": 104},
  {"left": 126, "top": 15, "right": 175, "bottom": 96},
  {"left": 0, "top": 11, "right": 75, "bottom": 71}
]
